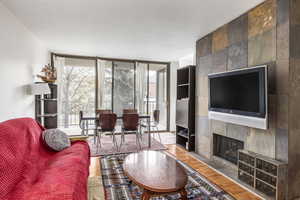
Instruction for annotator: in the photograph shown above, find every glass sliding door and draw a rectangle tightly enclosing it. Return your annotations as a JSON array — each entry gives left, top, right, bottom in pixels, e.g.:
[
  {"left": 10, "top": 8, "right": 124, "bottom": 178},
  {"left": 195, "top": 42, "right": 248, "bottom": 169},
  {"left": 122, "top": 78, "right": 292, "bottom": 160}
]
[
  {"left": 55, "top": 54, "right": 170, "bottom": 135},
  {"left": 135, "top": 62, "right": 148, "bottom": 114},
  {"left": 112, "top": 61, "right": 135, "bottom": 115},
  {"left": 56, "top": 56, "right": 96, "bottom": 133},
  {"left": 96, "top": 59, "right": 169, "bottom": 131},
  {"left": 148, "top": 63, "right": 168, "bottom": 131},
  {"left": 157, "top": 68, "right": 168, "bottom": 129},
  {"left": 97, "top": 60, "right": 112, "bottom": 110}
]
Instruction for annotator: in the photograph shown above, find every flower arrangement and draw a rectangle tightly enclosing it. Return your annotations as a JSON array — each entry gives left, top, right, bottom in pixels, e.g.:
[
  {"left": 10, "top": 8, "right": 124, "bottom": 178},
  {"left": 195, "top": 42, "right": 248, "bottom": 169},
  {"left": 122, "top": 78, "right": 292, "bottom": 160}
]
[{"left": 37, "top": 64, "right": 57, "bottom": 83}]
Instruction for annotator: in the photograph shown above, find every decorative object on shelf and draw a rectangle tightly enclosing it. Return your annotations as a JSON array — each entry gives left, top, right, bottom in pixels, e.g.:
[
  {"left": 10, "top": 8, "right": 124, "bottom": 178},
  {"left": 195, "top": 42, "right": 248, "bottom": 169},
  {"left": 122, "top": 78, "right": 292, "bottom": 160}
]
[
  {"left": 238, "top": 150, "right": 287, "bottom": 200},
  {"left": 37, "top": 64, "right": 57, "bottom": 83},
  {"left": 176, "top": 65, "right": 195, "bottom": 151}
]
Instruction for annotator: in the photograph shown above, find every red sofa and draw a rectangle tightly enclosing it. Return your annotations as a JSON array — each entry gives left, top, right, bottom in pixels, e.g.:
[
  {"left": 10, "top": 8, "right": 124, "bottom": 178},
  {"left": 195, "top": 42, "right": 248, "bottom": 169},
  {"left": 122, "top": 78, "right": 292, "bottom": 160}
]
[{"left": 0, "top": 118, "right": 90, "bottom": 200}]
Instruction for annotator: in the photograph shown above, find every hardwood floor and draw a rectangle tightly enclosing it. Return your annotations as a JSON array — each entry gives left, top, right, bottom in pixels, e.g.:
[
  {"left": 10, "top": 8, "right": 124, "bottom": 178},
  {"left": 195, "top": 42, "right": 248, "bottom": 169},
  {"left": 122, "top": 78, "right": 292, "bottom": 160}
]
[
  {"left": 165, "top": 144, "right": 261, "bottom": 200},
  {"left": 89, "top": 144, "right": 261, "bottom": 200}
]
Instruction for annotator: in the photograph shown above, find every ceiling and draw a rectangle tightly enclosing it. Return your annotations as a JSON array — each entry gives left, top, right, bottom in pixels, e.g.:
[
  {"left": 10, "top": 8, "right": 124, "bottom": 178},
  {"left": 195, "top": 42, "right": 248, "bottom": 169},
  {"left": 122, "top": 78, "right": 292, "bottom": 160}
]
[{"left": 1, "top": 0, "right": 264, "bottom": 61}]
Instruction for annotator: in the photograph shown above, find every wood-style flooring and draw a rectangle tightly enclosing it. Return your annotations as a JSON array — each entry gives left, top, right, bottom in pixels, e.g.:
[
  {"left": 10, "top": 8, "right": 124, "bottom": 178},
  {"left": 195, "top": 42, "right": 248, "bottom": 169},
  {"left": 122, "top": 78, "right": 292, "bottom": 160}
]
[{"left": 89, "top": 144, "right": 261, "bottom": 200}]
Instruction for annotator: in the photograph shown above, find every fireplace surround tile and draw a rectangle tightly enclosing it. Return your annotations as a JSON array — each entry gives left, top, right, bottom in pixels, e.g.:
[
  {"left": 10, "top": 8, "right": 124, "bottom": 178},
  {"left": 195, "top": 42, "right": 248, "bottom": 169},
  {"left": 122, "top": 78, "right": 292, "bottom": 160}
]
[
  {"left": 277, "top": 95, "right": 288, "bottom": 129},
  {"left": 275, "top": 128, "right": 288, "bottom": 162},
  {"left": 211, "top": 48, "right": 227, "bottom": 73},
  {"left": 228, "top": 14, "right": 248, "bottom": 45},
  {"left": 196, "top": 34, "right": 212, "bottom": 57},
  {"left": 246, "top": 128, "right": 276, "bottom": 158},
  {"left": 196, "top": 76, "right": 208, "bottom": 97},
  {"left": 211, "top": 120, "right": 226, "bottom": 136},
  {"left": 196, "top": 96, "right": 208, "bottom": 117},
  {"left": 227, "top": 41, "right": 248, "bottom": 70},
  {"left": 212, "top": 25, "right": 229, "bottom": 53},
  {"left": 248, "top": 29, "right": 276, "bottom": 66},
  {"left": 198, "top": 54, "right": 212, "bottom": 76},
  {"left": 276, "top": 59, "right": 289, "bottom": 95},
  {"left": 196, "top": 135, "right": 212, "bottom": 159},
  {"left": 248, "top": 0, "right": 276, "bottom": 38},
  {"left": 196, "top": 116, "right": 209, "bottom": 137},
  {"left": 226, "top": 123, "right": 249, "bottom": 142},
  {"left": 290, "top": 25, "right": 300, "bottom": 59},
  {"left": 290, "top": 0, "right": 300, "bottom": 25}
]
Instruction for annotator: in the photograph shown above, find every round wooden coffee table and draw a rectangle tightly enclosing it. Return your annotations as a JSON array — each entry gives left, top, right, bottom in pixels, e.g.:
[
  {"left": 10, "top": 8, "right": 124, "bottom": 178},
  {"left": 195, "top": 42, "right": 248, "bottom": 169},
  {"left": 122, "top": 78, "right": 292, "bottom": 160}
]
[{"left": 123, "top": 150, "right": 188, "bottom": 200}]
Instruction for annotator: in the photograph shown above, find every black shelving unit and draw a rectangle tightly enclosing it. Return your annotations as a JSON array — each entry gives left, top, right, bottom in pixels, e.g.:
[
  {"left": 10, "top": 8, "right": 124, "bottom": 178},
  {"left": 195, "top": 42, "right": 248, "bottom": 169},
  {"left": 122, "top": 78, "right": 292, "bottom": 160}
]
[
  {"left": 176, "top": 65, "right": 195, "bottom": 151},
  {"left": 35, "top": 83, "right": 58, "bottom": 129}
]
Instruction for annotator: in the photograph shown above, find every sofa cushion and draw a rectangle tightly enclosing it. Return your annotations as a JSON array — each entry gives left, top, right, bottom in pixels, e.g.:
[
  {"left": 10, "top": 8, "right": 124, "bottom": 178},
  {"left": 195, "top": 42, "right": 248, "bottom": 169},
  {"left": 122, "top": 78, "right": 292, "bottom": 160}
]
[{"left": 43, "top": 129, "right": 71, "bottom": 151}]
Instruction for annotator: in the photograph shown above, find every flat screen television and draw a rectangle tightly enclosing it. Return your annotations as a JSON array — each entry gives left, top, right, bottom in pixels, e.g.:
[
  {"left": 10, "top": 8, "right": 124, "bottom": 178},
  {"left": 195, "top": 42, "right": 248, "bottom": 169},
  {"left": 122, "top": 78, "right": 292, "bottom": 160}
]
[{"left": 208, "top": 66, "right": 268, "bottom": 129}]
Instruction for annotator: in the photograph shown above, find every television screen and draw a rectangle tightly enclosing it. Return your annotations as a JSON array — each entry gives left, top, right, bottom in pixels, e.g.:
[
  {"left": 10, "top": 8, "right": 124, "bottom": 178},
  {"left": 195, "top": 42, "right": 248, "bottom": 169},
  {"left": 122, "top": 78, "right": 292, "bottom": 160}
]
[{"left": 209, "top": 66, "right": 266, "bottom": 118}]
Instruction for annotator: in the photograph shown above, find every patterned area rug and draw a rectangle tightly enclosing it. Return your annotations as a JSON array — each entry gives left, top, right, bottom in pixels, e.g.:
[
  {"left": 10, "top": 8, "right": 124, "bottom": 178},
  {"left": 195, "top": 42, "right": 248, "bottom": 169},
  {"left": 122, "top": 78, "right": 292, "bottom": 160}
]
[
  {"left": 88, "top": 134, "right": 167, "bottom": 156},
  {"left": 100, "top": 152, "right": 236, "bottom": 200}
]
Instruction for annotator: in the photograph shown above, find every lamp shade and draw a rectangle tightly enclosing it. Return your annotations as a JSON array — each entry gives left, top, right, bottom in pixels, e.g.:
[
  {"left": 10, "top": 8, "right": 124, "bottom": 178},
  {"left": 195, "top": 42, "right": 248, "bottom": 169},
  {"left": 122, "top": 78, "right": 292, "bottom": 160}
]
[{"left": 30, "top": 83, "right": 51, "bottom": 95}]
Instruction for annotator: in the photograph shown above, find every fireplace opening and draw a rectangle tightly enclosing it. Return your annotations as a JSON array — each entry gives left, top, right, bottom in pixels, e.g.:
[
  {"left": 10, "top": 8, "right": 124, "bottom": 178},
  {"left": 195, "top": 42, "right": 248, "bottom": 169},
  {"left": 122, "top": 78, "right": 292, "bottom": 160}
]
[{"left": 213, "top": 134, "right": 244, "bottom": 165}]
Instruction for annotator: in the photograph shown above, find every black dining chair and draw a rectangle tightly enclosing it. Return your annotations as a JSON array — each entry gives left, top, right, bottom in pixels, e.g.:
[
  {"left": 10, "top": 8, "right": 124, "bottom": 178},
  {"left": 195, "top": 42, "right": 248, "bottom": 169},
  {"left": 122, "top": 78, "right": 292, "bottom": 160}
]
[
  {"left": 97, "top": 113, "right": 118, "bottom": 152},
  {"left": 94, "top": 109, "right": 112, "bottom": 142},
  {"left": 120, "top": 113, "right": 141, "bottom": 151}
]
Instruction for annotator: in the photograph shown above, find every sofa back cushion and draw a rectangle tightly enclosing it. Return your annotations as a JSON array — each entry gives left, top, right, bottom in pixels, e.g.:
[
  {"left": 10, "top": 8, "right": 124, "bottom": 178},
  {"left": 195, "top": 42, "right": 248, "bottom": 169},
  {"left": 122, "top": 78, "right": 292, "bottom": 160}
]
[{"left": 0, "top": 118, "right": 44, "bottom": 199}]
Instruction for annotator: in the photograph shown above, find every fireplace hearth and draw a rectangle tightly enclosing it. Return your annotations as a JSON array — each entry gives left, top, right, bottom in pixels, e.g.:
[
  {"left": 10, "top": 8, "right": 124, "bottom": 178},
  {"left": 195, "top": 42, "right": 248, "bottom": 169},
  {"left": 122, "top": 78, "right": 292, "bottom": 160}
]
[{"left": 213, "top": 134, "right": 244, "bottom": 165}]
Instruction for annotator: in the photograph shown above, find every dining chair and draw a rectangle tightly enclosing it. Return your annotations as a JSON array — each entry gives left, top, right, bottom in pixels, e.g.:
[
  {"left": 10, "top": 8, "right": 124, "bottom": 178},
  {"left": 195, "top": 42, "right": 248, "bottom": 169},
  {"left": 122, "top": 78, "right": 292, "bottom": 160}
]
[
  {"left": 95, "top": 109, "right": 112, "bottom": 142},
  {"left": 79, "top": 111, "right": 98, "bottom": 136},
  {"left": 120, "top": 113, "right": 141, "bottom": 150},
  {"left": 123, "top": 109, "right": 137, "bottom": 114},
  {"left": 96, "top": 109, "right": 112, "bottom": 115},
  {"left": 96, "top": 113, "right": 118, "bottom": 152},
  {"left": 141, "top": 110, "right": 162, "bottom": 143}
]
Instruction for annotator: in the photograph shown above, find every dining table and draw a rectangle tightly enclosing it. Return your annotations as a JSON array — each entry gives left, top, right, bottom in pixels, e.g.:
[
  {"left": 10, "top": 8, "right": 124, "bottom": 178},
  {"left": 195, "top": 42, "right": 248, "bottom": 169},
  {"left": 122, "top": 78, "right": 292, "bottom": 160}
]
[{"left": 80, "top": 114, "right": 152, "bottom": 148}]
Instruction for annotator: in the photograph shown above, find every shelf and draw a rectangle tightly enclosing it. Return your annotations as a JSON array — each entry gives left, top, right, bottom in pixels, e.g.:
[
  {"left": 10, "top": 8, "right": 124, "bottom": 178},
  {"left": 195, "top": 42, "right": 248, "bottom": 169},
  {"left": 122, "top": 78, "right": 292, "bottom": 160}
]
[
  {"left": 176, "top": 65, "right": 195, "bottom": 152},
  {"left": 238, "top": 160, "right": 255, "bottom": 169},
  {"left": 238, "top": 169, "right": 254, "bottom": 178},
  {"left": 176, "top": 124, "right": 188, "bottom": 129},
  {"left": 177, "top": 83, "right": 189, "bottom": 87},
  {"left": 256, "top": 168, "right": 277, "bottom": 179},
  {"left": 40, "top": 98, "right": 57, "bottom": 101},
  {"left": 177, "top": 98, "right": 189, "bottom": 101},
  {"left": 256, "top": 178, "right": 276, "bottom": 189},
  {"left": 177, "top": 132, "right": 189, "bottom": 139},
  {"left": 37, "top": 113, "right": 57, "bottom": 117}
]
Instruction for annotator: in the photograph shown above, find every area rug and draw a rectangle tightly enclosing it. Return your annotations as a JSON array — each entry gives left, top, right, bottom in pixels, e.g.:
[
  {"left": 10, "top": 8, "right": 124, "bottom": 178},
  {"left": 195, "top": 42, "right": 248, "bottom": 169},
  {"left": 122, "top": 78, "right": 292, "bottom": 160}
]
[
  {"left": 99, "top": 153, "right": 236, "bottom": 200},
  {"left": 88, "top": 134, "right": 167, "bottom": 156}
]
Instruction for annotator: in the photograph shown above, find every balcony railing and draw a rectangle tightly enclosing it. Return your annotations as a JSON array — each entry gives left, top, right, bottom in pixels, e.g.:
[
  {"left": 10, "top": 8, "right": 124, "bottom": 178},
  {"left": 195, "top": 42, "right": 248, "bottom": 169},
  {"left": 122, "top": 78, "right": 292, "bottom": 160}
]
[{"left": 58, "top": 100, "right": 157, "bottom": 128}]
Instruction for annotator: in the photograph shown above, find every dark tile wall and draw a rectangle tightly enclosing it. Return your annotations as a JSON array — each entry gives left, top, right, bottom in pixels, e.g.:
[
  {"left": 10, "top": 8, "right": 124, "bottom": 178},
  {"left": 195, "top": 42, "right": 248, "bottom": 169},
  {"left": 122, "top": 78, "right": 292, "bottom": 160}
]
[
  {"left": 196, "top": 0, "right": 280, "bottom": 159},
  {"left": 289, "top": 0, "right": 300, "bottom": 199},
  {"left": 195, "top": 0, "right": 298, "bottom": 198}
]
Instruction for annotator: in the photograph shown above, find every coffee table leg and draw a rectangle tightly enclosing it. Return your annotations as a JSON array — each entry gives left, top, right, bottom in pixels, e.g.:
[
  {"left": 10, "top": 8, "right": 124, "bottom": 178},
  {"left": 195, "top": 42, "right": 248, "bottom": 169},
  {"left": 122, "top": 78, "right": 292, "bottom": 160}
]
[
  {"left": 180, "top": 188, "right": 188, "bottom": 200},
  {"left": 141, "top": 190, "right": 151, "bottom": 200}
]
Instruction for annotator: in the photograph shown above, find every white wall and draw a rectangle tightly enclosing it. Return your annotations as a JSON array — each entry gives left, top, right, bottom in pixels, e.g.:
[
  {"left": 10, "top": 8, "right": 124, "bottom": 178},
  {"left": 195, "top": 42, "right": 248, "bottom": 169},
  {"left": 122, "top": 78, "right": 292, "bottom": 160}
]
[
  {"left": 0, "top": 3, "right": 48, "bottom": 122},
  {"left": 179, "top": 54, "right": 195, "bottom": 68},
  {"left": 169, "top": 61, "right": 179, "bottom": 132}
]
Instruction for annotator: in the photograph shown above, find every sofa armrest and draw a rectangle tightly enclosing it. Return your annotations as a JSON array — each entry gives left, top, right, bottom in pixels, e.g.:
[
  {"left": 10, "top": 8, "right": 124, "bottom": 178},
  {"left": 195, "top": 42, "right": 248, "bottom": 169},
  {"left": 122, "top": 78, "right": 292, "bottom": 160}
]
[{"left": 69, "top": 136, "right": 89, "bottom": 142}]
